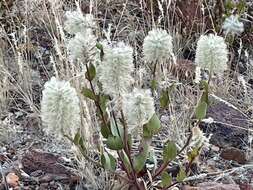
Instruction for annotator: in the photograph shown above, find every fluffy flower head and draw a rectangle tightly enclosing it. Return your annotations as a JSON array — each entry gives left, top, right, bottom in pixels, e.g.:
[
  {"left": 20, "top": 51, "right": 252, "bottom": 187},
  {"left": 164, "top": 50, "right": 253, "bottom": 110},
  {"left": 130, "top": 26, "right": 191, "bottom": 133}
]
[
  {"left": 67, "top": 31, "right": 96, "bottom": 61},
  {"left": 122, "top": 88, "right": 155, "bottom": 132},
  {"left": 190, "top": 126, "right": 208, "bottom": 149},
  {"left": 64, "top": 10, "right": 95, "bottom": 35},
  {"left": 143, "top": 28, "right": 173, "bottom": 63},
  {"left": 41, "top": 77, "right": 80, "bottom": 139},
  {"left": 222, "top": 15, "right": 244, "bottom": 35},
  {"left": 98, "top": 42, "right": 134, "bottom": 96},
  {"left": 195, "top": 34, "right": 228, "bottom": 74}
]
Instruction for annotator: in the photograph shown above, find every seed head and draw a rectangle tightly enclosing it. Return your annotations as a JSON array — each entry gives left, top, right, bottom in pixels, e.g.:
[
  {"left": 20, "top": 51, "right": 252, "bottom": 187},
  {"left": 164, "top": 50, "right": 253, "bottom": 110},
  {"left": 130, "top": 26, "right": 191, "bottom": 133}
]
[
  {"left": 98, "top": 42, "right": 134, "bottom": 97},
  {"left": 41, "top": 77, "right": 81, "bottom": 139},
  {"left": 122, "top": 88, "right": 155, "bottom": 132},
  {"left": 195, "top": 34, "right": 228, "bottom": 74},
  {"left": 64, "top": 10, "right": 95, "bottom": 35},
  {"left": 222, "top": 15, "right": 244, "bottom": 35},
  {"left": 143, "top": 28, "right": 173, "bottom": 63}
]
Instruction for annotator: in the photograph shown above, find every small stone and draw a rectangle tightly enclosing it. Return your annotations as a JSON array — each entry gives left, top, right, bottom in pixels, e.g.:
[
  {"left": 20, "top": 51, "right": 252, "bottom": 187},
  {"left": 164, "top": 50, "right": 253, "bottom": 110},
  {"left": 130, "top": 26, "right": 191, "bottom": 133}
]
[
  {"left": 182, "top": 185, "right": 199, "bottom": 190},
  {"left": 220, "top": 147, "right": 247, "bottom": 164},
  {"left": 198, "top": 182, "right": 240, "bottom": 190},
  {"left": 40, "top": 183, "right": 49, "bottom": 189},
  {"left": 30, "top": 170, "right": 43, "bottom": 177},
  {"left": 211, "top": 145, "right": 220, "bottom": 152},
  {"left": 6, "top": 172, "right": 19, "bottom": 188}
]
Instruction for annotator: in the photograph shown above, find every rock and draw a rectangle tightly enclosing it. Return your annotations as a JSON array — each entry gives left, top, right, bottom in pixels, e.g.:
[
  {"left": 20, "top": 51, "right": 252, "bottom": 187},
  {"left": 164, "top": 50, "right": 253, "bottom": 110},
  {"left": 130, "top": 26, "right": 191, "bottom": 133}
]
[
  {"left": 198, "top": 182, "right": 240, "bottom": 190},
  {"left": 30, "top": 170, "right": 43, "bottom": 177},
  {"left": 183, "top": 182, "right": 241, "bottom": 190},
  {"left": 6, "top": 172, "right": 19, "bottom": 188},
  {"left": 182, "top": 185, "right": 199, "bottom": 190},
  {"left": 239, "top": 183, "right": 253, "bottom": 190},
  {"left": 200, "top": 95, "right": 250, "bottom": 148},
  {"left": 21, "top": 149, "right": 80, "bottom": 184},
  {"left": 220, "top": 147, "right": 247, "bottom": 164}
]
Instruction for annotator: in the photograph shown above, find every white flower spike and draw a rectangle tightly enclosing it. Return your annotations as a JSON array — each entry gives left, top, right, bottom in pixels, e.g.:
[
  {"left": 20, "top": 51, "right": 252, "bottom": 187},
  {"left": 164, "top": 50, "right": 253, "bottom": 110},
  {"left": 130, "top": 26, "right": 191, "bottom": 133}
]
[
  {"left": 122, "top": 88, "right": 155, "bottom": 133},
  {"left": 143, "top": 28, "right": 173, "bottom": 63},
  {"left": 67, "top": 32, "right": 96, "bottom": 61},
  {"left": 222, "top": 15, "right": 244, "bottom": 36},
  {"left": 64, "top": 10, "right": 95, "bottom": 35},
  {"left": 41, "top": 77, "right": 80, "bottom": 139},
  {"left": 98, "top": 42, "right": 134, "bottom": 97},
  {"left": 195, "top": 34, "right": 228, "bottom": 74}
]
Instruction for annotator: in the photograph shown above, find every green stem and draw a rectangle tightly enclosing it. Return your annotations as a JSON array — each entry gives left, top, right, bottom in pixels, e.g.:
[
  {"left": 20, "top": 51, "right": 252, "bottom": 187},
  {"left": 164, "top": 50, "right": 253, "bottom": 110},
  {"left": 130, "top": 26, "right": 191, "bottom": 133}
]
[
  {"left": 152, "top": 131, "right": 192, "bottom": 180},
  {"left": 85, "top": 64, "right": 107, "bottom": 127},
  {"left": 120, "top": 110, "right": 143, "bottom": 190}
]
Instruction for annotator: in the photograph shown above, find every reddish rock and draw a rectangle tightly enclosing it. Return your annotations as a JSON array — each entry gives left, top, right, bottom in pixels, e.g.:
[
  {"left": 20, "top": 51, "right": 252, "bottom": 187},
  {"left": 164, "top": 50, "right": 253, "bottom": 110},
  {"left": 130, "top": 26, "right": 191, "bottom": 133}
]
[
  {"left": 21, "top": 149, "right": 80, "bottom": 184},
  {"left": 240, "top": 183, "right": 253, "bottom": 190},
  {"left": 220, "top": 147, "right": 247, "bottom": 164}
]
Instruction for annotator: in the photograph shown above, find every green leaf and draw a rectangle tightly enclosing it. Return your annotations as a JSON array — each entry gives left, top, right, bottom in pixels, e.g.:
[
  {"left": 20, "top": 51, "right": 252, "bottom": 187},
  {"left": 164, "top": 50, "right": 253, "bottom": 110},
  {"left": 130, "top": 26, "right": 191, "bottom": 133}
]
[
  {"left": 96, "top": 43, "right": 103, "bottom": 51},
  {"left": 161, "top": 171, "right": 172, "bottom": 187},
  {"left": 106, "top": 135, "right": 124, "bottom": 150},
  {"left": 101, "top": 152, "right": 110, "bottom": 169},
  {"left": 128, "top": 134, "right": 132, "bottom": 149},
  {"left": 78, "top": 136, "right": 86, "bottom": 152},
  {"left": 101, "top": 123, "right": 111, "bottom": 138},
  {"left": 108, "top": 154, "right": 117, "bottom": 171},
  {"left": 160, "top": 89, "right": 170, "bottom": 108},
  {"left": 110, "top": 122, "right": 124, "bottom": 139},
  {"left": 73, "top": 132, "right": 81, "bottom": 145},
  {"left": 200, "top": 80, "right": 209, "bottom": 104},
  {"left": 85, "top": 64, "right": 96, "bottom": 81},
  {"left": 176, "top": 167, "right": 186, "bottom": 182},
  {"left": 237, "top": 1, "right": 247, "bottom": 14},
  {"left": 96, "top": 43, "right": 104, "bottom": 60},
  {"left": 82, "top": 88, "right": 96, "bottom": 101},
  {"left": 101, "top": 152, "right": 117, "bottom": 171},
  {"left": 163, "top": 141, "right": 177, "bottom": 162},
  {"left": 143, "top": 114, "right": 161, "bottom": 138},
  {"left": 195, "top": 101, "right": 207, "bottom": 120},
  {"left": 133, "top": 144, "right": 149, "bottom": 172},
  {"left": 151, "top": 79, "right": 157, "bottom": 91},
  {"left": 187, "top": 147, "right": 200, "bottom": 161},
  {"left": 121, "top": 150, "right": 131, "bottom": 173},
  {"left": 99, "top": 95, "right": 109, "bottom": 114}
]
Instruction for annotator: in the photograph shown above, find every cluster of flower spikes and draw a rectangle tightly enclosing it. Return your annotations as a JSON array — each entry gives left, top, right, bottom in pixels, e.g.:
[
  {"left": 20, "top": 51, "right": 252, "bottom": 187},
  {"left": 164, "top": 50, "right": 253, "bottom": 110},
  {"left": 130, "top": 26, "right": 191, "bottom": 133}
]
[
  {"left": 97, "top": 28, "right": 173, "bottom": 131},
  {"left": 41, "top": 8, "right": 98, "bottom": 139},
  {"left": 64, "top": 8, "right": 97, "bottom": 62}
]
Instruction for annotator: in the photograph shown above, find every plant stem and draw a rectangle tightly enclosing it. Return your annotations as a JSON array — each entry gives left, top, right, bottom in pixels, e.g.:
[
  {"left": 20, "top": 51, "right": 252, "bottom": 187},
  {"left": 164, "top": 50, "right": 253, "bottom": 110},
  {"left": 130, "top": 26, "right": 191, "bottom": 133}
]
[
  {"left": 152, "top": 131, "right": 192, "bottom": 180},
  {"left": 151, "top": 60, "right": 158, "bottom": 96},
  {"left": 120, "top": 110, "right": 143, "bottom": 190},
  {"left": 85, "top": 64, "right": 108, "bottom": 127}
]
